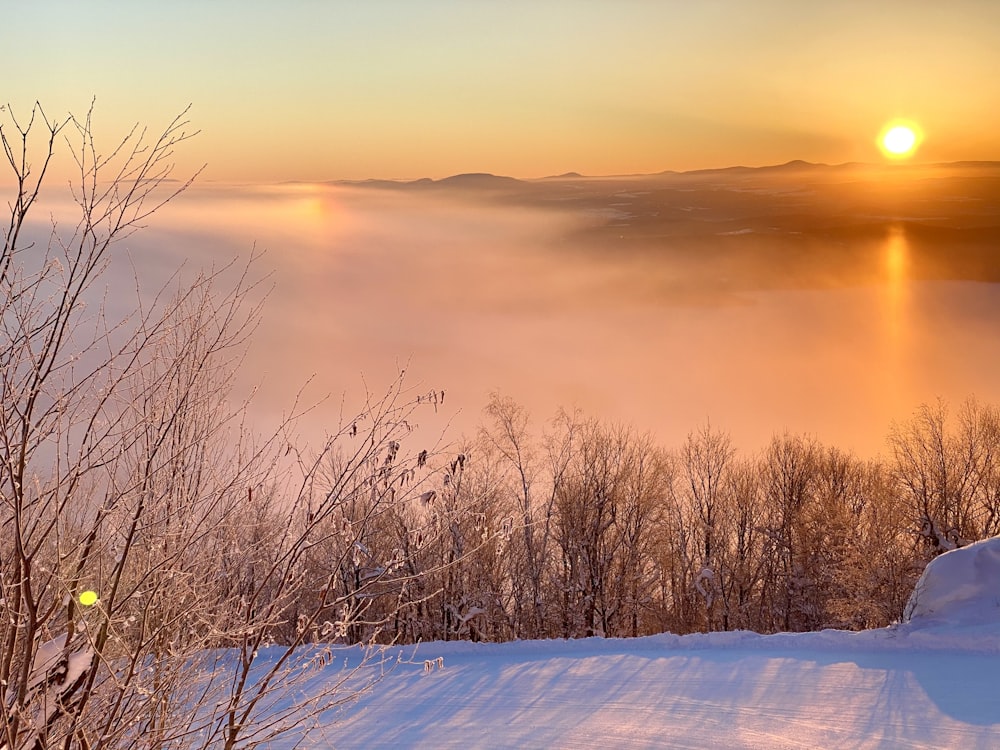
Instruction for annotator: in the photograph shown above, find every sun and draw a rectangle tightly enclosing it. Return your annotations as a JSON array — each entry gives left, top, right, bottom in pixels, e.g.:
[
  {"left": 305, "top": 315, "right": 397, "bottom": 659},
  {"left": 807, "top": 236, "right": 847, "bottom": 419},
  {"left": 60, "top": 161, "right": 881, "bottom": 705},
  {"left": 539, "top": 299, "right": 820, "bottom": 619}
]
[
  {"left": 878, "top": 121, "right": 922, "bottom": 160},
  {"left": 883, "top": 126, "right": 915, "bottom": 155}
]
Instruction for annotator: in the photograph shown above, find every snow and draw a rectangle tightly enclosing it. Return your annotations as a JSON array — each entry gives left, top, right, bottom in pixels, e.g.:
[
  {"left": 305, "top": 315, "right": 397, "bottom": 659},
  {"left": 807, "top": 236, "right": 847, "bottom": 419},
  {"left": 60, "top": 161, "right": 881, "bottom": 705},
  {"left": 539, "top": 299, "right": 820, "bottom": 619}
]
[
  {"left": 259, "top": 538, "right": 1000, "bottom": 748},
  {"left": 904, "top": 535, "right": 1000, "bottom": 626},
  {"left": 26, "top": 634, "right": 67, "bottom": 694},
  {"left": 7, "top": 635, "right": 95, "bottom": 750}
]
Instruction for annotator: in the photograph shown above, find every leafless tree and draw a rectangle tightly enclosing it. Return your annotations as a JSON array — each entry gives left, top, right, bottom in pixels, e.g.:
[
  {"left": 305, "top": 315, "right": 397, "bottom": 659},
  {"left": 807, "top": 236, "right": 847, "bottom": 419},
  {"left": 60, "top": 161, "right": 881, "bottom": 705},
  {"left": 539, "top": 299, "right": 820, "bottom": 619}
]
[
  {"left": 0, "top": 102, "right": 455, "bottom": 750},
  {"left": 887, "top": 398, "right": 997, "bottom": 555},
  {"left": 759, "top": 432, "right": 820, "bottom": 632},
  {"left": 550, "top": 417, "right": 669, "bottom": 638},
  {"left": 715, "top": 457, "right": 769, "bottom": 632},
  {"left": 476, "top": 393, "right": 556, "bottom": 639},
  {"left": 678, "top": 422, "right": 734, "bottom": 631}
]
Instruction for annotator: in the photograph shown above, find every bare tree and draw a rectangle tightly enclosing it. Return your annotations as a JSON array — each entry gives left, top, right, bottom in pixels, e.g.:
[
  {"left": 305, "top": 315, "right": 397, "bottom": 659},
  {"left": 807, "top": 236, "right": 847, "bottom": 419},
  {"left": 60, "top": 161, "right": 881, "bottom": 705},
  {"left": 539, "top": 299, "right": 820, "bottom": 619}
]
[
  {"left": 887, "top": 398, "right": 993, "bottom": 555},
  {"left": 679, "top": 422, "right": 734, "bottom": 632},
  {"left": 717, "top": 458, "right": 769, "bottom": 631},
  {"left": 476, "top": 393, "right": 555, "bottom": 639},
  {"left": 1, "top": 100, "right": 207, "bottom": 749},
  {"left": 607, "top": 430, "right": 671, "bottom": 637},
  {"left": 759, "top": 432, "right": 820, "bottom": 632},
  {"left": 550, "top": 417, "right": 669, "bottom": 638},
  {"left": 0, "top": 102, "right": 457, "bottom": 750}
]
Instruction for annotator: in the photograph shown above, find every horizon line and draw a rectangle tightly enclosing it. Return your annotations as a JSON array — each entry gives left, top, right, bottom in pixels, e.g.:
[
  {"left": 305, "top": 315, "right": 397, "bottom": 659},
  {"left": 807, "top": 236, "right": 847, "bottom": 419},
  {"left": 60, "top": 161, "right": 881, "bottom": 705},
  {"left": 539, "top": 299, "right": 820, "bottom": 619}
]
[{"left": 197, "top": 158, "right": 999, "bottom": 188}]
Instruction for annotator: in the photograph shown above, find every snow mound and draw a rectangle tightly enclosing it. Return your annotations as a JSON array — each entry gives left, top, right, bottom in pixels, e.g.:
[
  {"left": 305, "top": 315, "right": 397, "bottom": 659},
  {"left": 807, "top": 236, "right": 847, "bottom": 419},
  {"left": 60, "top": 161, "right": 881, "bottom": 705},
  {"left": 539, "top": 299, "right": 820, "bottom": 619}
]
[{"left": 905, "top": 535, "right": 1000, "bottom": 626}]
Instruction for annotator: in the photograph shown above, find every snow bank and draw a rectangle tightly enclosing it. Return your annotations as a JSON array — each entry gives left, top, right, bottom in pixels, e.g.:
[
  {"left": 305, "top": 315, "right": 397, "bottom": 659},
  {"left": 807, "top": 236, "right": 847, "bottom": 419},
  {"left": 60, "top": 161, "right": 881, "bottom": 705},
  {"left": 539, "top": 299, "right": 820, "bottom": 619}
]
[
  {"left": 905, "top": 535, "right": 1000, "bottom": 626},
  {"left": 262, "top": 539, "right": 1000, "bottom": 748}
]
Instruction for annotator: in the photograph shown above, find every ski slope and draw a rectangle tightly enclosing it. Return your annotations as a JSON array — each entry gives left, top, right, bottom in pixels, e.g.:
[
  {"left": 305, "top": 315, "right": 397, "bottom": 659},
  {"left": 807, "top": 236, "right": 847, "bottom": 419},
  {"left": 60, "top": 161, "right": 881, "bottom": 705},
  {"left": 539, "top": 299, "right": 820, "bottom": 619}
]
[{"left": 288, "top": 538, "right": 1000, "bottom": 749}]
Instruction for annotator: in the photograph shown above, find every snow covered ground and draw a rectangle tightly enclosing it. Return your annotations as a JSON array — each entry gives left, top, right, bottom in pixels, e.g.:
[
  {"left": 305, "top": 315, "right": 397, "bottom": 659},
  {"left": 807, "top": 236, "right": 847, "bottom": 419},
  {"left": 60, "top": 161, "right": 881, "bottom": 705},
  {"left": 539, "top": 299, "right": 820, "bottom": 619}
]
[{"left": 284, "top": 539, "right": 1000, "bottom": 749}]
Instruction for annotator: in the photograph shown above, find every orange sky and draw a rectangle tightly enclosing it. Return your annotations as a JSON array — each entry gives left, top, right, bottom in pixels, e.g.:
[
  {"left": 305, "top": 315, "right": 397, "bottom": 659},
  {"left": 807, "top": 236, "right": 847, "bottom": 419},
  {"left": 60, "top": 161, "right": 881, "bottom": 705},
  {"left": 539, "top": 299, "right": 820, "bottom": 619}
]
[{"left": 5, "top": 1, "right": 1000, "bottom": 181}]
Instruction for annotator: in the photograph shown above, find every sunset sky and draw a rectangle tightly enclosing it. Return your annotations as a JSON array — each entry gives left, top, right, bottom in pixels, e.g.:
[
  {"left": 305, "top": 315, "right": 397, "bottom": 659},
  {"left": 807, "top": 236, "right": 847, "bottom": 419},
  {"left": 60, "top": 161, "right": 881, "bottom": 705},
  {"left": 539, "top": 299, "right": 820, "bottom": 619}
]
[{"left": 7, "top": 0, "right": 1000, "bottom": 182}]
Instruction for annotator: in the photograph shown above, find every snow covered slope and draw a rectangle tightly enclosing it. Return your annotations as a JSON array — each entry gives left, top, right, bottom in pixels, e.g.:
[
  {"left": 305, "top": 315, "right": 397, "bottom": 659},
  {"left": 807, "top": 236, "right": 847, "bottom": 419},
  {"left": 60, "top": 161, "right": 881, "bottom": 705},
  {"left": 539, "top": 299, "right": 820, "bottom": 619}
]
[
  {"left": 282, "top": 539, "right": 1000, "bottom": 749},
  {"left": 904, "top": 534, "right": 1000, "bottom": 627}
]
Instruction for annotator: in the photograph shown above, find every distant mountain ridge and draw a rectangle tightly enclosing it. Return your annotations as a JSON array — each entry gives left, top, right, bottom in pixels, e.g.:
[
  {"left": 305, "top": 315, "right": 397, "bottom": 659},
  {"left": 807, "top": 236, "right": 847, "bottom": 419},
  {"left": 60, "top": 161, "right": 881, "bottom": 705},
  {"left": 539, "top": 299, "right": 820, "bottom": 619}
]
[
  {"left": 302, "top": 158, "right": 1000, "bottom": 295},
  {"left": 330, "top": 172, "right": 525, "bottom": 190},
  {"left": 330, "top": 160, "right": 1000, "bottom": 189}
]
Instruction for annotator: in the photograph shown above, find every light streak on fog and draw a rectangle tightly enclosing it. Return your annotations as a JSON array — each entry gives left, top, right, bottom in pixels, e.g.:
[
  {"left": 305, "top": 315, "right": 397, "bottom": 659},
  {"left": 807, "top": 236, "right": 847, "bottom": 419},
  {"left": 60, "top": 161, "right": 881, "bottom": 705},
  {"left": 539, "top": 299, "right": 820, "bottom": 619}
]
[
  {"left": 69, "top": 182, "right": 1000, "bottom": 458},
  {"left": 882, "top": 224, "right": 910, "bottom": 419}
]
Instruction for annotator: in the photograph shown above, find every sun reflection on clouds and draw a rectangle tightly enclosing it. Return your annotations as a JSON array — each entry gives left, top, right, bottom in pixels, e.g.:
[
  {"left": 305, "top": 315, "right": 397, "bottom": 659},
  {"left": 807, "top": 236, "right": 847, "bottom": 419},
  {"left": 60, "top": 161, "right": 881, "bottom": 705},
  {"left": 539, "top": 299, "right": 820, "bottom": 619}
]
[{"left": 882, "top": 224, "right": 910, "bottom": 415}]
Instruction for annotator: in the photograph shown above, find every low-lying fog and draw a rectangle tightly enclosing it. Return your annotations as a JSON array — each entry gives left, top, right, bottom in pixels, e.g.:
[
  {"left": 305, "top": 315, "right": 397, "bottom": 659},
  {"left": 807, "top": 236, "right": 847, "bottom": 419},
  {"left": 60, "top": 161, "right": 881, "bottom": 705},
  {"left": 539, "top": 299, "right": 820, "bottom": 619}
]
[{"left": 83, "top": 164, "right": 1000, "bottom": 457}]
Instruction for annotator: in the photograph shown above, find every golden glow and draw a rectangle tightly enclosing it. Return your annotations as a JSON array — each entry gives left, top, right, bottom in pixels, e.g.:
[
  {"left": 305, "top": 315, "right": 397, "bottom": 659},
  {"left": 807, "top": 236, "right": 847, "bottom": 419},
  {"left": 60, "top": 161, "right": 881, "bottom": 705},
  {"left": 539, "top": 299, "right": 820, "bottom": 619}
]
[
  {"left": 878, "top": 121, "right": 922, "bottom": 159},
  {"left": 884, "top": 127, "right": 915, "bottom": 154},
  {"left": 882, "top": 225, "right": 909, "bottom": 414}
]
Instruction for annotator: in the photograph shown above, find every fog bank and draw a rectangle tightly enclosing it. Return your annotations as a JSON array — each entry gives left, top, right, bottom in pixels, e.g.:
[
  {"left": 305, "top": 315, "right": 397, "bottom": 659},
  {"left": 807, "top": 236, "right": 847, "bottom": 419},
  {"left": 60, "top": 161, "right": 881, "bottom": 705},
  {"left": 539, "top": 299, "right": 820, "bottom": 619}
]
[{"left": 77, "top": 166, "right": 1000, "bottom": 456}]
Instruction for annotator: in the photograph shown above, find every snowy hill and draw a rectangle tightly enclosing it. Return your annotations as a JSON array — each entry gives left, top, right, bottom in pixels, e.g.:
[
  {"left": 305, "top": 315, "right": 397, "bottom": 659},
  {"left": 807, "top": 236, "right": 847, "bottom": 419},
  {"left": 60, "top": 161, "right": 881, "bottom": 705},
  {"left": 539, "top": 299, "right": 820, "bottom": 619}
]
[
  {"left": 279, "top": 540, "right": 1000, "bottom": 749},
  {"left": 904, "top": 534, "right": 1000, "bottom": 627}
]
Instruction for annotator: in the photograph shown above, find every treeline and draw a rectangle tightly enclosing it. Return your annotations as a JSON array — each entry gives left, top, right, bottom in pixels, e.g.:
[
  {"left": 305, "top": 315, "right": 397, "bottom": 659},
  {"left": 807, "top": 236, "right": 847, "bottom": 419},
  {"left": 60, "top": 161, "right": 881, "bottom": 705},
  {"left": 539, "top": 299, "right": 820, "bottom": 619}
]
[{"left": 300, "top": 393, "right": 1000, "bottom": 644}]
